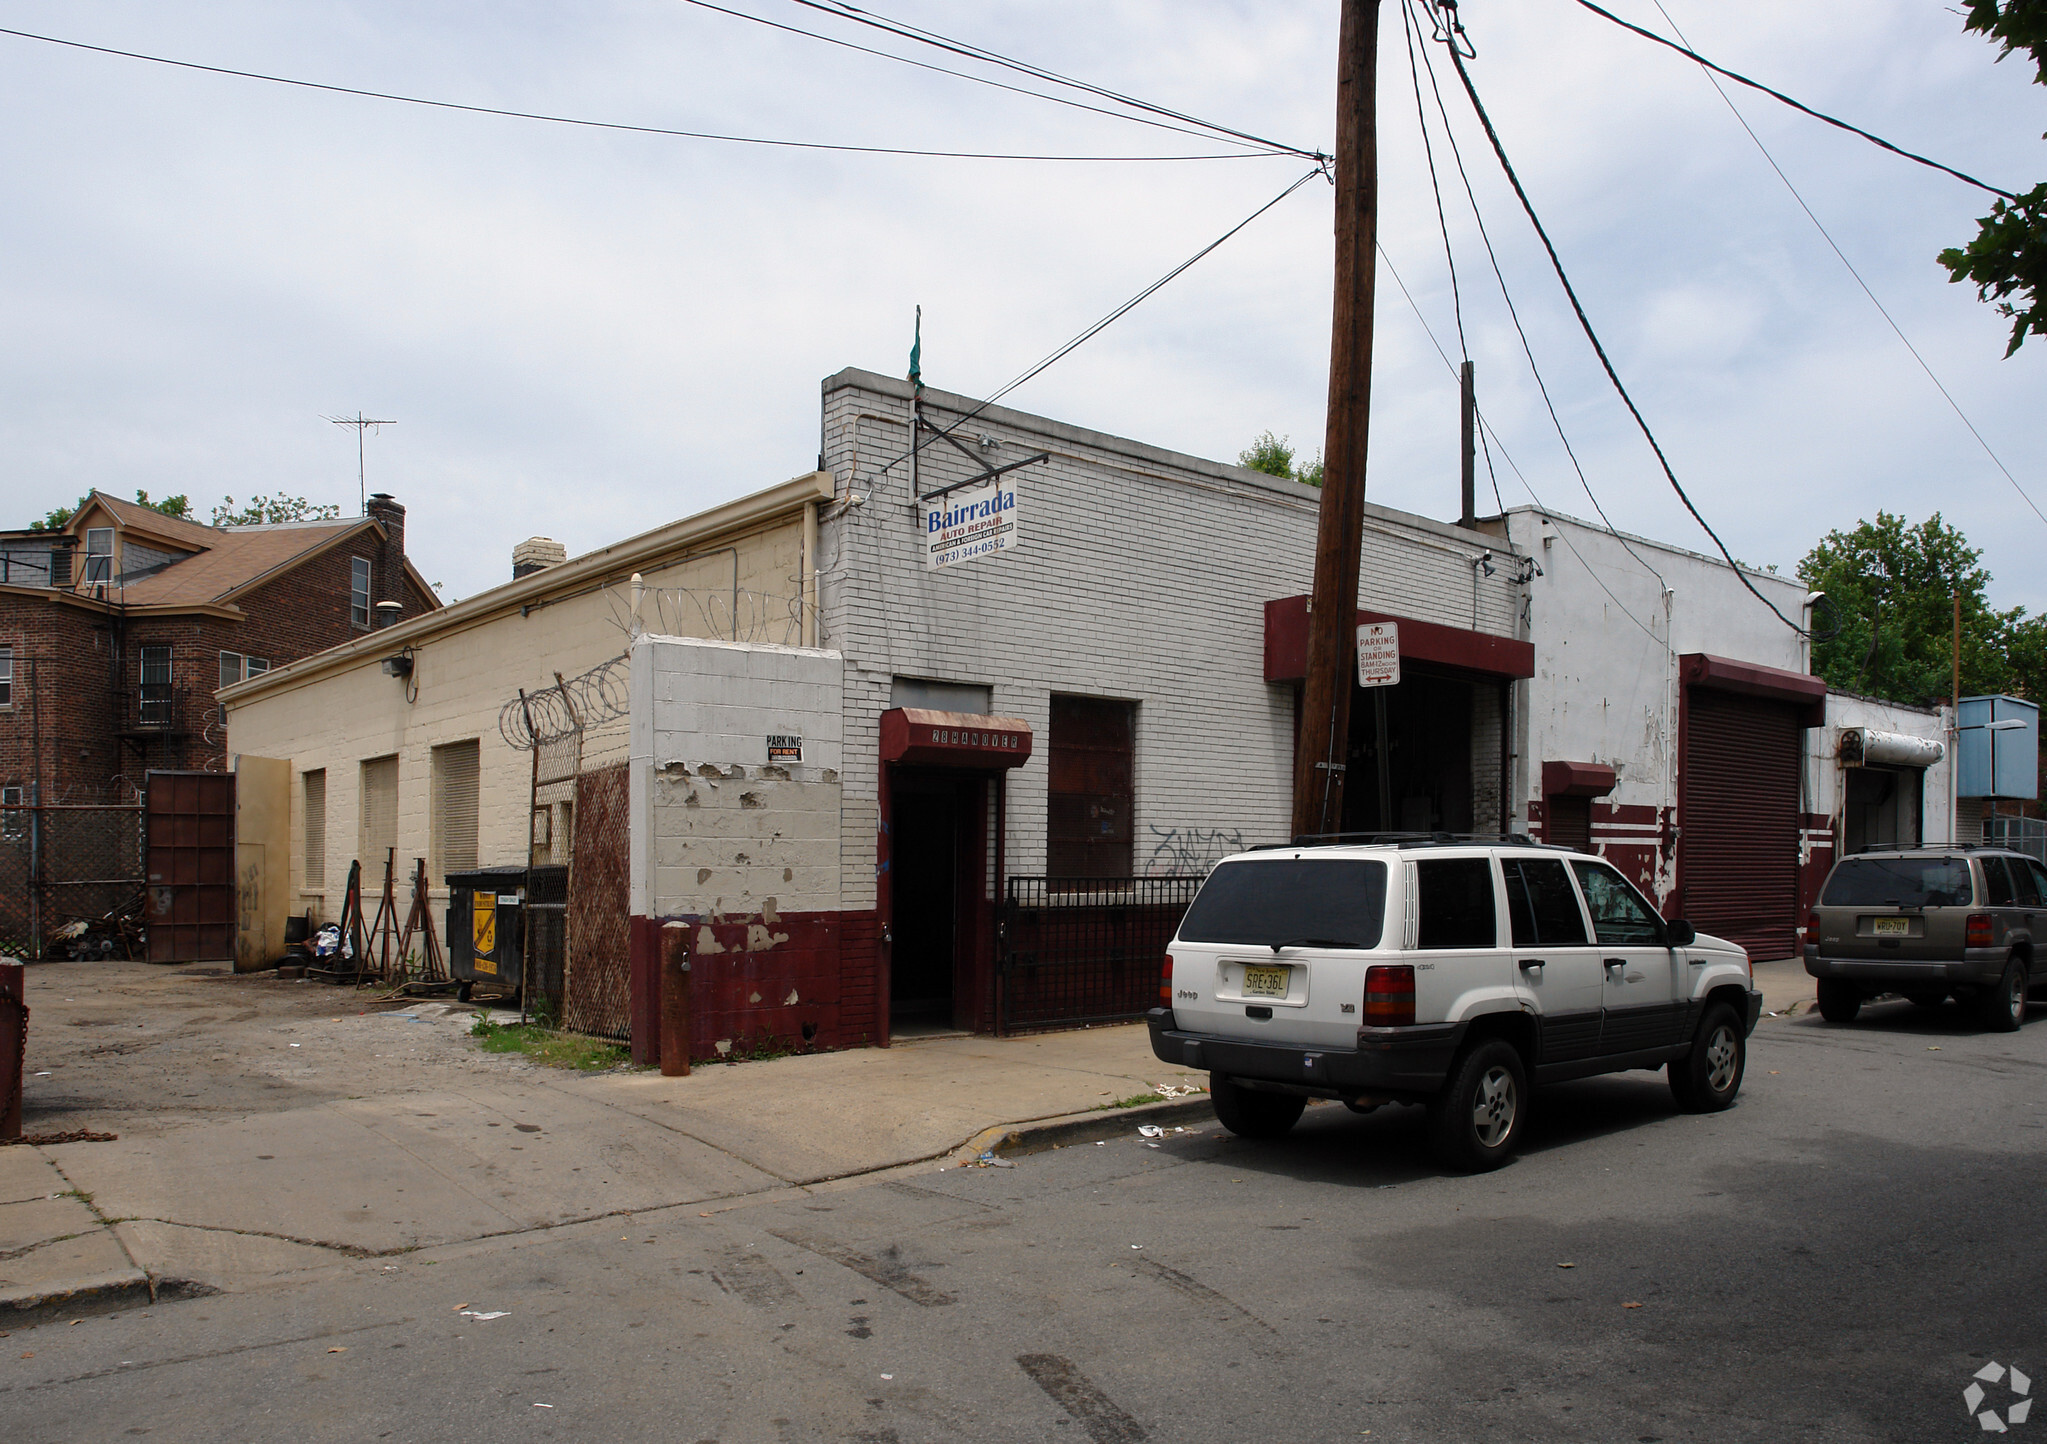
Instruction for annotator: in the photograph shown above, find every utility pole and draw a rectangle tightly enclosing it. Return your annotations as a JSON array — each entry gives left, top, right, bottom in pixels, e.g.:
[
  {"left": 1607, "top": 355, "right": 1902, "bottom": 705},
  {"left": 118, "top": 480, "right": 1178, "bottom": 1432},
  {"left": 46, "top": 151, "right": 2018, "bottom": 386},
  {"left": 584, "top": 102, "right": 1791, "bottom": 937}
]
[
  {"left": 1459, "top": 360, "right": 1477, "bottom": 529},
  {"left": 1292, "top": 0, "right": 1382, "bottom": 842}
]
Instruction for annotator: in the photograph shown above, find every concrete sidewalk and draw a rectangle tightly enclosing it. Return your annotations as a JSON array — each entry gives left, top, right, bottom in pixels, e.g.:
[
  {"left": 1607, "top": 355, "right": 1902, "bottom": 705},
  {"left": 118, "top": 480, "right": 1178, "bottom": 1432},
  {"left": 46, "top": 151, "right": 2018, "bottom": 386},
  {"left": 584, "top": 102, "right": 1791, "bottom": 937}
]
[
  {"left": 3, "top": 955, "right": 1820, "bottom": 1321},
  {"left": 2, "top": 985, "right": 1206, "bottom": 1319}
]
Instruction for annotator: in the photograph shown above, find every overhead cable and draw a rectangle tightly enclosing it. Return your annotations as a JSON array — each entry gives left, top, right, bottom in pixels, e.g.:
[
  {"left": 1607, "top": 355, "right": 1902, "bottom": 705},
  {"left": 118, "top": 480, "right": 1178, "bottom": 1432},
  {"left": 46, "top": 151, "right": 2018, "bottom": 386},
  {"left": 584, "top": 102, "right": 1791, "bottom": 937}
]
[
  {"left": 1569, "top": 0, "right": 2017, "bottom": 200},
  {"left": 1437, "top": 28, "right": 1801, "bottom": 631},
  {"left": 0, "top": 25, "right": 1275, "bottom": 162},
  {"left": 1406, "top": 2, "right": 1664, "bottom": 585},
  {"left": 676, "top": 0, "right": 1281, "bottom": 154},
  {"left": 783, "top": 0, "right": 1326, "bottom": 163},
  {"left": 1647, "top": 0, "right": 2047, "bottom": 535},
  {"left": 875, "top": 165, "right": 1327, "bottom": 481}
]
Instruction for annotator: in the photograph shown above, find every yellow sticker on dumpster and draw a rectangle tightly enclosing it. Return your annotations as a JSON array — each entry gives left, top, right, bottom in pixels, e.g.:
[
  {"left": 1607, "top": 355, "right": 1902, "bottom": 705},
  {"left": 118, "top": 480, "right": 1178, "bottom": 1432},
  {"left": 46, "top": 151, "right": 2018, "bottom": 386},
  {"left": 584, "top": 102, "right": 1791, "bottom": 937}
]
[{"left": 472, "top": 893, "right": 497, "bottom": 973}]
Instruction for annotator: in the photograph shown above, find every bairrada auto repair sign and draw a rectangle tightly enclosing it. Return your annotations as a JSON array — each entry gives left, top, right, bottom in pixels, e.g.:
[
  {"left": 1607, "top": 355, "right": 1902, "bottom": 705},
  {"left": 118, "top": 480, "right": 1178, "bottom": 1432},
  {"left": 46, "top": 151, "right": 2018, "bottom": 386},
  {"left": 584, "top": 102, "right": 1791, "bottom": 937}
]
[{"left": 924, "top": 472, "right": 1021, "bottom": 570}]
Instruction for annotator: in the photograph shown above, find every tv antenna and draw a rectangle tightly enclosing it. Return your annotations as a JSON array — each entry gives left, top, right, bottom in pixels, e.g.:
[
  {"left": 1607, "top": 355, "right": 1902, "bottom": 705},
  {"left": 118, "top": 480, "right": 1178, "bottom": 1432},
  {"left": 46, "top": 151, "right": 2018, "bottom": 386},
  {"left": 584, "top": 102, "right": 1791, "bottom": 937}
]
[{"left": 324, "top": 413, "right": 394, "bottom": 513}]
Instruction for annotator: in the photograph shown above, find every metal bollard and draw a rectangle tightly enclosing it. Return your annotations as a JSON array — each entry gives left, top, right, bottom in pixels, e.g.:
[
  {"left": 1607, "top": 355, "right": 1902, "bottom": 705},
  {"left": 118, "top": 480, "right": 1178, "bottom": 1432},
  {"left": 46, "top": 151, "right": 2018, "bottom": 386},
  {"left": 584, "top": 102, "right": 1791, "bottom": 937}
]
[{"left": 659, "top": 921, "right": 692, "bottom": 1078}]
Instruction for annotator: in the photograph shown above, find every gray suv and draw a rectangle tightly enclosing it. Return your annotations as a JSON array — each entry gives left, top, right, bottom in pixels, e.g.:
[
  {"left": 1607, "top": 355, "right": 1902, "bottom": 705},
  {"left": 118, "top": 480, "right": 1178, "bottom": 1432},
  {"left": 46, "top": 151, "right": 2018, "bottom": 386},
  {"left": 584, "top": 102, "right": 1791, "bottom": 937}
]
[{"left": 1803, "top": 847, "right": 2047, "bottom": 1030}]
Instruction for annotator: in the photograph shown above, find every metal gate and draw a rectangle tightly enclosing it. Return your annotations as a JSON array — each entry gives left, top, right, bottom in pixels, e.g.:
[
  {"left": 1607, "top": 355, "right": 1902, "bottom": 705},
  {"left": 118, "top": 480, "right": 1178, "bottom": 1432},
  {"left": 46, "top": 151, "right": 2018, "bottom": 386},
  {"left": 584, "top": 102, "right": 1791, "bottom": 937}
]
[
  {"left": 144, "top": 771, "right": 237, "bottom": 963},
  {"left": 1681, "top": 690, "right": 1801, "bottom": 961},
  {"left": 0, "top": 800, "right": 145, "bottom": 960},
  {"left": 997, "top": 876, "right": 1203, "bottom": 1034}
]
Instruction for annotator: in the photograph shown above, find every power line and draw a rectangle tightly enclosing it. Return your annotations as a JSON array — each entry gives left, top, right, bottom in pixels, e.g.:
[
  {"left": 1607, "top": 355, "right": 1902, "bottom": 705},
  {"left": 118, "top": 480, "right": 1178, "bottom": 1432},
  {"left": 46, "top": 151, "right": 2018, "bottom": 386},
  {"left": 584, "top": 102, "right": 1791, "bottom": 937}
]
[
  {"left": 1647, "top": 0, "right": 2047, "bottom": 536},
  {"left": 1437, "top": 27, "right": 1801, "bottom": 631},
  {"left": 1569, "top": 0, "right": 2018, "bottom": 200},
  {"left": 784, "top": 0, "right": 1325, "bottom": 162},
  {"left": 874, "top": 165, "right": 1327, "bottom": 482},
  {"left": 1406, "top": 3, "right": 1665, "bottom": 586},
  {"left": 675, "top": 0, "right": 1279, "bottom": 153},
  {"left": 0, "top": 24, "right": 1277, "bottom": 163}
]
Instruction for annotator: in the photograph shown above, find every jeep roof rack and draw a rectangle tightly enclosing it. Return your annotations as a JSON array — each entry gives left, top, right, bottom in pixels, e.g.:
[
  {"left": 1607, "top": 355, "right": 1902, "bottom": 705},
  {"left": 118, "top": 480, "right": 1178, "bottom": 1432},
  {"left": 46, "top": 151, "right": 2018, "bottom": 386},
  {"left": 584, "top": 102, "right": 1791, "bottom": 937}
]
[{"left": 1256, "top": 831, "right": 1572, "bottom": 852}]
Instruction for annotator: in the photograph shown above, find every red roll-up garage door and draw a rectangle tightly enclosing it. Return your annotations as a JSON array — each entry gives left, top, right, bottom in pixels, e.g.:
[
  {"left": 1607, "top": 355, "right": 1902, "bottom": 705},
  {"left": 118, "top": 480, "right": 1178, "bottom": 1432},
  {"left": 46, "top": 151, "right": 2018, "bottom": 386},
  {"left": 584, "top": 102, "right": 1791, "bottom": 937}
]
[{"left": 1680, "top": 689, "right": 1801, "bottom": 961}]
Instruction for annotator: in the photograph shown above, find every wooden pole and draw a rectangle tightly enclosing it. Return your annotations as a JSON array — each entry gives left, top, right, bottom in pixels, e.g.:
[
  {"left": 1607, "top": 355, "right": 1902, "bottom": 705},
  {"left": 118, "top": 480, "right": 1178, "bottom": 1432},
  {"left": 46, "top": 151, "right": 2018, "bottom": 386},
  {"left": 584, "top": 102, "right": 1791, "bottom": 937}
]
[
  {"left": 1459, "top": 360, "right": 1477, "bottom": 529},
  {"left": 659, "top": 920, "right": 692, "bottom": 1077},
  {"left": 1293, "top": 0, "right": 1382, "bottom": 842}
]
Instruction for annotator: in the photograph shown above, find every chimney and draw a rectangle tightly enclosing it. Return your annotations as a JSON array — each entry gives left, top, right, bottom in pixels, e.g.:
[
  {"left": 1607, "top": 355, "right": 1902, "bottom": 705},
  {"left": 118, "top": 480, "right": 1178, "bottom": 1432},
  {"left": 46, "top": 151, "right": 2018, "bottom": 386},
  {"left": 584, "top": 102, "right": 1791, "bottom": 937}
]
[
  {"left": 513, "top": 536, "right": 568, "bottom": 580},
  {"left": 365, "top": 493, "right": 406, "bottom": 617}
]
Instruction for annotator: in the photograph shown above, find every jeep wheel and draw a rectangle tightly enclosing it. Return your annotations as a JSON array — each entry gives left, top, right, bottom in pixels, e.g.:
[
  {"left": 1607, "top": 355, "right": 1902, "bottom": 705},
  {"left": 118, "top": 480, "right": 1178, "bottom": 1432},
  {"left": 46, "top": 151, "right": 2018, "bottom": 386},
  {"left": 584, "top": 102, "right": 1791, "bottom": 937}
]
[
  {"left": 1669, "top": 1001, "right": 1745, "bottom": 1113},
  {"left": 1210, "top": 1075, "right": 1306, "bottom": 1140},
  {"left": 1816, "top": 979, "right": 1862, "bottom": 1023},
  {"left": 1973, "top": 961, "right": 2026, "bottom": 1034},
  {"left": 1427, "top": 1040, "right": 1526, "bottom": 1173}
]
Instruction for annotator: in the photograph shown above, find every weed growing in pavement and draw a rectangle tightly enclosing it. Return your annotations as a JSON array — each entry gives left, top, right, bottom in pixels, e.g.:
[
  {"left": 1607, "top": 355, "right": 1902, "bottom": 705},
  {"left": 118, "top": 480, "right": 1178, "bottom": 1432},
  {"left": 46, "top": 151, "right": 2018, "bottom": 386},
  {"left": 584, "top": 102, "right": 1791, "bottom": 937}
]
[
  {"left": 1093, "top": 1085, "right": 1210, "bottom": 1110},
  {"left": 468, "top": 1016, "right": 631, "bottom": 1071},
  {"left": 717, "top": 1033, "right": 795, "bottom": 1065}
]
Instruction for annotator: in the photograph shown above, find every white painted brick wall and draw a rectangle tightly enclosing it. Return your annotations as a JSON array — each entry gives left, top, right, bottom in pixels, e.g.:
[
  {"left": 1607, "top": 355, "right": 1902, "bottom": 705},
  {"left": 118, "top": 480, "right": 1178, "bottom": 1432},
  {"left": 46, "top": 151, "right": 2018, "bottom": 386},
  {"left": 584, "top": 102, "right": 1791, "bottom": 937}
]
[
  {"left": 818, "top": 370, "right": 1527, "bottom": 907},
  {"left": 629, "top": 634, "right": 845, "bottom": 918}
]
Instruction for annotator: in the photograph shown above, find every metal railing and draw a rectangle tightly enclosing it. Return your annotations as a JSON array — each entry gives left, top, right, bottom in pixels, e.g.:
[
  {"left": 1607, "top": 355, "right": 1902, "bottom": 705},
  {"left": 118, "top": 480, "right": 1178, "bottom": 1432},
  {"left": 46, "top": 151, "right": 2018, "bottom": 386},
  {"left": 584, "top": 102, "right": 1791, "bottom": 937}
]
[
  {"left": 997, "top": 875, "right": 1204, "bottom": 1035},
  {"left": 1983, "top": 814, "right": 2047, "bottom": 864}
]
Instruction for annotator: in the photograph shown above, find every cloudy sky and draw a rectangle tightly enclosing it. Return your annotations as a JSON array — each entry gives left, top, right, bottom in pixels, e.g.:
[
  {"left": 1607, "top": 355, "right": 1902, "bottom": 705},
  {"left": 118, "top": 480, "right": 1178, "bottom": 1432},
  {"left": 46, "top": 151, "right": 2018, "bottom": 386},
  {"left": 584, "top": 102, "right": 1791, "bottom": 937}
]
[{"left": 2, "top": 1, "right": 2042, "bottom": 618}]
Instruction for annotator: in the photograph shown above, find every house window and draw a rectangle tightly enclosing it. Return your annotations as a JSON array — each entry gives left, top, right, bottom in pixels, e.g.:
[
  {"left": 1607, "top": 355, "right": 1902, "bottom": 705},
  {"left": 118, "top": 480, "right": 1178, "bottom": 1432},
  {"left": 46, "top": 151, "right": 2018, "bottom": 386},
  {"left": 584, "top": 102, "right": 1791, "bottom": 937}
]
[
  {"left": 303, "top": 769, "right": 327, "bottom": 888},
  {"left": 359, "top": 755, "right": 398, "bottom": 868},
  {"left": 138, "top": 645, "right": 173, "bottom": 725},
  {"left": 85, "top": 528, "right": 114, "bottom": 583},
  {"left": 219, "top": 652, "right": 272, "bottom": 690},
  {"left": 1, "top": 784, "right": 22, "bottom": 841},
  {"left": 431, "top": 740, "right": 480, "bottom": 883},
  {"left": 0, "top": 645, "right": 11, "bottom": 708},
  {"left": 350, "top": 557, "right": 372, "bottom": 628},
  {"left": 1048, "top": 695, "right": 1136, "bottom": 878}
]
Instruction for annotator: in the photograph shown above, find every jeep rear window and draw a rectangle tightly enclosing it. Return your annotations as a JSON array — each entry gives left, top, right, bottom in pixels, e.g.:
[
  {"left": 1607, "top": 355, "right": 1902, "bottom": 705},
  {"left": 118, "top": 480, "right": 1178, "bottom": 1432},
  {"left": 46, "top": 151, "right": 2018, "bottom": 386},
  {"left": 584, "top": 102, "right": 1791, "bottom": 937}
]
[
  {"left": 1821, "top": 857, "right": 1972, "bottom": 908},
  {"left": 1176, "top": 859, "right": 1387, "bottom": 949}
]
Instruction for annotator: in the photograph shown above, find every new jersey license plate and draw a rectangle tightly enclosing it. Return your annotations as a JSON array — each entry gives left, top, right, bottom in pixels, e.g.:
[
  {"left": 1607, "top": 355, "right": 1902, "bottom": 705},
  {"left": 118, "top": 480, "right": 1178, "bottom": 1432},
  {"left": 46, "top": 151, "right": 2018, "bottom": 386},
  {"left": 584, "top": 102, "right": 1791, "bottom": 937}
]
[
  {"left": 1872, "top": 917, "right": 1909, "bottom": 937},
  {"left": 1241, "top": 965, "right": 1290, "bottom": 998}
]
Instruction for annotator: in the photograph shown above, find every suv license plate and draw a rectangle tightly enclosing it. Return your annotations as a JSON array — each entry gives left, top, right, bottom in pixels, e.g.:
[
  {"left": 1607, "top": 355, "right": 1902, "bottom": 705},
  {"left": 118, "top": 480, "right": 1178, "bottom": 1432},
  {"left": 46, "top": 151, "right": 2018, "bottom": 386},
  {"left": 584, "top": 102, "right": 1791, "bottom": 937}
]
[
  {"left": 1872, "top": 917, "right": 1909, "bottom": 937},
  {"left": 1242, "top": 965, "right": 1290, "bottom": 998}
]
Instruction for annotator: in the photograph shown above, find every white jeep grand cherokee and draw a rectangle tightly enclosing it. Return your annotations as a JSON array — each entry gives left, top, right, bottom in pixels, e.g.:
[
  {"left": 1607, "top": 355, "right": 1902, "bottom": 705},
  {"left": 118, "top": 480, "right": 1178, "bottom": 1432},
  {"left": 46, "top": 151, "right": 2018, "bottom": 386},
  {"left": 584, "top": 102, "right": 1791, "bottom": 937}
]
[{"left": 1147, "top": 837, "right": 1761, "bottom": 1172}]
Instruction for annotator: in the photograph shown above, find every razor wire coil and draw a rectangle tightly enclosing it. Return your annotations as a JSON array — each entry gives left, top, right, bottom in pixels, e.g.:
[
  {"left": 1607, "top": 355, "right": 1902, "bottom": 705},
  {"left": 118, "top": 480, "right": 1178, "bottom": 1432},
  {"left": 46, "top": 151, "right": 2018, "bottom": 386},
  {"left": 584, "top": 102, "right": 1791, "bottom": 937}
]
[{"left": 499, "top": 651, "right": 631, "bottom": 750}]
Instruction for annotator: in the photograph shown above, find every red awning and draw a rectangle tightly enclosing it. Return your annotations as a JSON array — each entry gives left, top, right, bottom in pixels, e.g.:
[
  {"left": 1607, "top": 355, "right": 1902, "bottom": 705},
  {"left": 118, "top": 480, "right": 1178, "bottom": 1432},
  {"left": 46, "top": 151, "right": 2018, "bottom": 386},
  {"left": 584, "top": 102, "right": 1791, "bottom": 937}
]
[
  {"left": 1542, "top": 760, "right": 1617, "bottom": 798},
  {"left": 1679, "top": 653, "right": 1826, "bottom": 727},
  {"left": 880, "top": 708, "right": 1034, "bottom": 770},
  {"left": 1263, "top": 597, "right": 1535, "bottom": 683}
]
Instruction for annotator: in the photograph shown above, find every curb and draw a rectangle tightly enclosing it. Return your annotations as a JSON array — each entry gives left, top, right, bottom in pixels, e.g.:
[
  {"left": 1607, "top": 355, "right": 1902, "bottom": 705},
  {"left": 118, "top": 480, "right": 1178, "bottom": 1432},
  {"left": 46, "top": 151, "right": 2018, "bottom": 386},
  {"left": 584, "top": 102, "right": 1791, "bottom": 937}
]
[
  {"left": 0, "top": 1272, "right": 216, "bottom": 1326},
  {"left": 954, "top": 1096, "right": 1217, "bottom": 1164}
]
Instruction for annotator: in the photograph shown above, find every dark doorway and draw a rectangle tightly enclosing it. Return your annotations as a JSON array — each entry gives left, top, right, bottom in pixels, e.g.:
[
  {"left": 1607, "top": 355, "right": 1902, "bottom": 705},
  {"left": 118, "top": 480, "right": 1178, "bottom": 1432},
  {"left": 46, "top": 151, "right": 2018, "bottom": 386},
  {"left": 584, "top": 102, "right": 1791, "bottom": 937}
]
[
  {"left": 1340, "top": 667, "right": 1476, "bottom": 835},
  {"left": 1844, "top": 766, "right": 1921, "bottom": 854},
  {"left": 888, "top": 769, "right": 997, "bottom": 1031}
]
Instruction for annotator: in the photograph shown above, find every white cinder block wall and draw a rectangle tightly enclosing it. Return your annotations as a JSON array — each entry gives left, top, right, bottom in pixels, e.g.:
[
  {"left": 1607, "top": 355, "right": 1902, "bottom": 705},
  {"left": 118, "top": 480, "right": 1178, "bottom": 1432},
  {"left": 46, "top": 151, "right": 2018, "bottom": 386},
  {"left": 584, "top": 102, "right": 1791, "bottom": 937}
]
[
  {"left": 817, "top": 369, "right": 1527, "bottom": 908},
  {"left": 629, "top": 635, "right": 845, "bottom": 922}
]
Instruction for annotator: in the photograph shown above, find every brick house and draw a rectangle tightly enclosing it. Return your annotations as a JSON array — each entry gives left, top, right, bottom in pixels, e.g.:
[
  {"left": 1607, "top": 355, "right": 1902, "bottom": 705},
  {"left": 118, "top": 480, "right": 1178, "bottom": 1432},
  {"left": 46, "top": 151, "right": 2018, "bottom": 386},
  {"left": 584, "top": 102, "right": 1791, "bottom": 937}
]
[{"left": 0, "top": 490, "right": 436, "bottom": 807}]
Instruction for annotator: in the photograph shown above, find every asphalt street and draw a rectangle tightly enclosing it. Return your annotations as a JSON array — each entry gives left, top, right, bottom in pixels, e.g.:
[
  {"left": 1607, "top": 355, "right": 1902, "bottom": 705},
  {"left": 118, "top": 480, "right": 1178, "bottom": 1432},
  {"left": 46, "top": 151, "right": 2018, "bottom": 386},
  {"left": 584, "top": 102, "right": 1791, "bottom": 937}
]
[{"left": 6, "top": 997, "right": 2044, "bottom": 1443}]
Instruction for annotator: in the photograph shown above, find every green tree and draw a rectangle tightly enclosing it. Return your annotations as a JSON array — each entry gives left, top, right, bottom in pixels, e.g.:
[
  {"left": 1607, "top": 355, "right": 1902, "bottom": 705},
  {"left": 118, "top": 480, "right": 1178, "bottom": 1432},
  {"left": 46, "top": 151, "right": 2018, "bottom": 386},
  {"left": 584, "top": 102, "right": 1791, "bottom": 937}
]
[
  {"left": 27, "top": 489, "right": 192, "bottom": 532},
  {"left": 211, "top": 492, "right": 341, "bottom": 526},
  {"left": 1238, "top": 430, "right": 1324, "bottom": 488},
  {"left": 1937, "top": 1, "right": 2047, "bottom": 355},
  {"left": 1798, "top": 512, "right": 2019, "bottom": 706}
]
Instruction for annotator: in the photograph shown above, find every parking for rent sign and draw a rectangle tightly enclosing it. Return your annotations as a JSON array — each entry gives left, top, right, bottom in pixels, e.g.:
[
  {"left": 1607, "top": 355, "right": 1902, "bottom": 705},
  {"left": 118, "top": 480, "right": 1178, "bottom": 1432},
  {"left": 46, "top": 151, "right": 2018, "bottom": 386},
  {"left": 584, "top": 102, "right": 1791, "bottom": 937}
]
[{"left": 924, "top": 473, "right": 1021, "bottom": 570}]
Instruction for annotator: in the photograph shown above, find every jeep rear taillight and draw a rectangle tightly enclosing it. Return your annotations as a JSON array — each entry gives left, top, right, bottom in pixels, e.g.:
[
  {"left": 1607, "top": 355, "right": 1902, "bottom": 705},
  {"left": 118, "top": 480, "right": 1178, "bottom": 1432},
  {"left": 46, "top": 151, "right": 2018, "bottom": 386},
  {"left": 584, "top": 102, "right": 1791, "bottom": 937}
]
[
  {"left": 1967, "top": 914, "right": 1994, "bottom": 949},
  {"left": 1159, "top": 953, "right": 1175, "bottom": 1007},
  {"left": 1804, "top": 910, "right": 1820, "bottom": 942},
  {"left": 1364, "top": 965, "right": 1416, "bottom": 1027}
]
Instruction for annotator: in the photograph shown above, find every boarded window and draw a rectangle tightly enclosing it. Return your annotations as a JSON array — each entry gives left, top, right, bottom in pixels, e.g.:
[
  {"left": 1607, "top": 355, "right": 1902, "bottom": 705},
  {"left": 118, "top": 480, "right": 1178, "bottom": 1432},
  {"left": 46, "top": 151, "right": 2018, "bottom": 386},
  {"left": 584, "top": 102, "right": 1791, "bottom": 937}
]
[
  {"left": 303, "top": 769, "right": 327, "bottom": 888},
  {"left": 1048, "top": 695, "right": 1135, "bottom": 878},
  {"left": 359, "top": 755, "right": 398, "bottom": 869},
  {"left": 431, "top": 740, "right": 481, "bottom": 882}
]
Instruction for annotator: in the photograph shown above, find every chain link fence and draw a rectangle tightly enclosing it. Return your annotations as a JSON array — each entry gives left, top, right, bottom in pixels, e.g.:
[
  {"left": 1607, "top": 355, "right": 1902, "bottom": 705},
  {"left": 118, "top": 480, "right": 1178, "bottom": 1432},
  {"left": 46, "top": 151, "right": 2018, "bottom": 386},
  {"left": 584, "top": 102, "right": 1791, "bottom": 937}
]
[{"left": 0, "top": 803, "right": 147, "bottom": 960}]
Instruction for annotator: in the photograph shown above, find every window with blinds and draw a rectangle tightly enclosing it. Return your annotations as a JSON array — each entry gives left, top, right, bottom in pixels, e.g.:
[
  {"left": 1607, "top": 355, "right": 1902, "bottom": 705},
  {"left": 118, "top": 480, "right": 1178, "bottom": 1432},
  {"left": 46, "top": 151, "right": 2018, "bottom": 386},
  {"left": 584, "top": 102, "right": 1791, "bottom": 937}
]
[
  {"left": 359, "top": 755, "right": 398, "bottom": 869},
  {"left": 431, "top": 740, "right": 480, "bottom": 882},
  {"left": 303, "top": 770, "right": 327, "bottom": 888}
]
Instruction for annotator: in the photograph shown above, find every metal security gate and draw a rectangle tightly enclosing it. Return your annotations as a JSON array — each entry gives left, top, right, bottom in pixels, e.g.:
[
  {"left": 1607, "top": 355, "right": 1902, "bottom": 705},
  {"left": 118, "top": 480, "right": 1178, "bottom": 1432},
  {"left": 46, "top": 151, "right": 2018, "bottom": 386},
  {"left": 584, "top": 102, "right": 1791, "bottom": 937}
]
[
  {"left": 0, "top": 801, "right": 146, "bottom": 961},
  {"left": 997, "top": 876, "right": 1203, "bottom": 1035},
  {"left": 1681, "top": 690, "right": 1801, "bottom": 961},
  {"left": 144, "top": 771, "right": 237, "bottom": 963}
]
